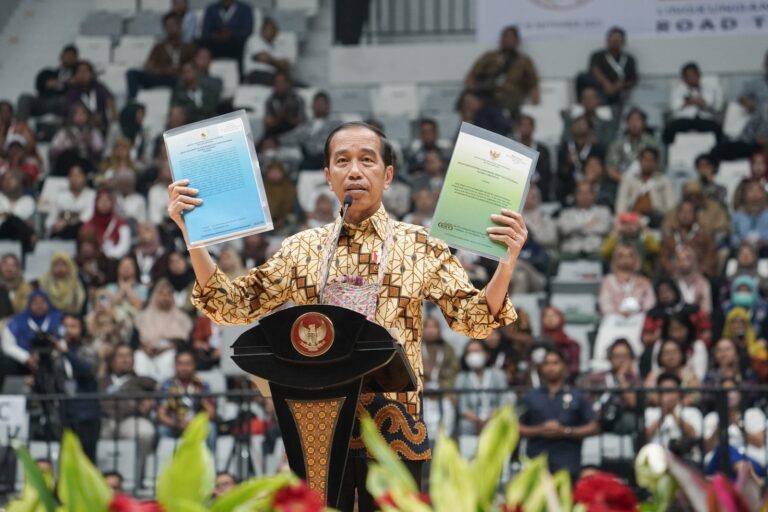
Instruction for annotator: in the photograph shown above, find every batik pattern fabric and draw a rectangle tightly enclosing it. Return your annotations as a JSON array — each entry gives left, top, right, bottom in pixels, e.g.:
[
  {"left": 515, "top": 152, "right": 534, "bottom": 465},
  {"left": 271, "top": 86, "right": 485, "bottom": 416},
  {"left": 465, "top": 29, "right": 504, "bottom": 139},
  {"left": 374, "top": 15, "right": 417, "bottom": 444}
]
[{"left": 191, "top": 205, "right": 518, "bottom": 460}]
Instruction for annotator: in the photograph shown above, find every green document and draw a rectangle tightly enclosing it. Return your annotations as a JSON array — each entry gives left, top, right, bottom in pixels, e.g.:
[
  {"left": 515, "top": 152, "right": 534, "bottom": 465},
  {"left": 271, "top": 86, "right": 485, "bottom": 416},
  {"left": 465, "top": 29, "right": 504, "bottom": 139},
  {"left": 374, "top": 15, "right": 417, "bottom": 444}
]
[{"left": 430, "top": 122, "right": 539, "bottom": 260}]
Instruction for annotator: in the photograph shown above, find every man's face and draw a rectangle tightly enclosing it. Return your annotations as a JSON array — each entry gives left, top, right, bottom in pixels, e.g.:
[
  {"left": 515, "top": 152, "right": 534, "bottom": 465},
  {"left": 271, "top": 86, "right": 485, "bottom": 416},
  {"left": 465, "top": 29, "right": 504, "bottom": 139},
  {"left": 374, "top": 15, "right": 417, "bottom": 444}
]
[
  {"left": 156, "top": 285, "right": 175, "bottom": 310},
  {"left": 68, "top": 166, "right": 86, "bottom": 191},
  {"left": 682, "top": 68, "right": 700, "bottom": 88},
  {"left": 181, "top": 63, "right": 197, "bottom": 86},
  {"left": 171, "top": 0, "right": 187, "bottom": 13},
  {"left": 607, "top": 31, "right": 624, "bottom": 53},
  {"left": 574, "top": 183, "right": 594, "bottom": 209},
  {"left": 175, "top": 353, "right": 196, "bottom": 381},
  {"left": 677, "top": 203, "right": 695, "bottom": 228},
  {"left": 639, "top": 151, "right": 657, "bottom": 175},
  {"left": 214, "top": 474, "right": 236, "bottom": 498},
  {"left": 164, "top": 17, "right": 181, "bottom": 39},
  {"left": 581, "top": 88, "right": 600, "bottom": 112},
  {"left": 194, "top": 48, "right": 212, "bottom": 72},
  {"left": 696, "top": 159, "right": 715, "bottom": 180},
  {"left": 261, "top": 22, "right": 277, "bottom": 42},
  {"left": 112, "top": 346, "right": 134, "bottom": 375},
  {"left": 518, "top": 117, "right": 533, "bottom": 139},
  {"left": 30, "top": 295, "right": 49, "bottom": 317},
  {"left": 106, "top": 474, "right": 123, "bottom": 494},
  {"left": 626, "top": 112, "right": 644, "bottom": 137},
  {"left": 423, "top": 151, "right": 444, "bottom": 176},
  {"left": 74, "top": 64, "right": 93, "bottom": 85},
  {"left": 0, "top": 256, "right": 19, "bottom": 281},
  {"left": 312, "top": 96, "right": 329, "bottom": 119},
  {"left": 500, "top": 29, "right": 518, "bottom": 51},
  {"left": 324, "top": 127, "right": 394, "bottom": 223},
  {"left": 419, "top": 122, "right": 437, "bottom": 146},
  {"left": 61, "top": 49, "right": 78, "bottom": 68},
  {"left": 273, "top": 74, "right": 291, "bottom": 96},
  {"left": 659, "top": 380, "right": 680, "bottom": 411},
  {"left": 63, "top": 316, "right": 82, "bottom": 340},
  {"left": 540, "top": 353, "right": 565, "bottom": 383}
]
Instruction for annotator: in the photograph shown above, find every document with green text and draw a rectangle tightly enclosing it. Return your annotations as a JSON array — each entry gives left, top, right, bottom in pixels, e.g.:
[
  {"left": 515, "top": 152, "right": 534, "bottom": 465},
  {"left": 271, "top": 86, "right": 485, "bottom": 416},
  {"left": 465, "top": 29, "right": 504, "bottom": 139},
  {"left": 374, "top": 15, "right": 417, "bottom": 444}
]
[{"left": 430, "top": 122, "right": 539, "bottom": 260}]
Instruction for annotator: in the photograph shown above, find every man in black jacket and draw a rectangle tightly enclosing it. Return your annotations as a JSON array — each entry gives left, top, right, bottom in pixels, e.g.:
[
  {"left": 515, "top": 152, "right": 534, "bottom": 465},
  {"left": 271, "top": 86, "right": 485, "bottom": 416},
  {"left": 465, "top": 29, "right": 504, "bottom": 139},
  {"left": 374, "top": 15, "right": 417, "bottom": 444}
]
[{"left": 17, "top": 45, "right": 79, "bottom": 121}]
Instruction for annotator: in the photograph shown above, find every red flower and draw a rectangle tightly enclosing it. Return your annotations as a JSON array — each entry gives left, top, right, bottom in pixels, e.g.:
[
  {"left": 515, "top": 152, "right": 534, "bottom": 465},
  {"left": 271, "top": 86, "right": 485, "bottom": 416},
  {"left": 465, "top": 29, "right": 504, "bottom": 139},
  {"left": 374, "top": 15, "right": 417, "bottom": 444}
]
[
  {"left": 375, "top": 492, "right": 397, "bottom": 508},
  {"left": 108, "top": 495, "right": 164, "bottom": 512},
  {"left": 273, "top": 481, "right": 325, "bottom": 512},
  {"left": 500, "top": 505, "right": 524, "bottom": 512},
  {"left": 573, "top": 472, "right": 638, "bottom": 512}
]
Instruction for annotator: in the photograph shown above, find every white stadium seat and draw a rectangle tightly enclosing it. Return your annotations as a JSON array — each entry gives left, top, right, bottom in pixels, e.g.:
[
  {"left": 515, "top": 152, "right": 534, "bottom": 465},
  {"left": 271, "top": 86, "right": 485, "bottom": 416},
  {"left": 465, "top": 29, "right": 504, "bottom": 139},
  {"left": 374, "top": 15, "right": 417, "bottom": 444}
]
[
  {"left": 233, "top": 85, "right": 272, "bottom": 118},
  {"left": 136, "top": 88, "right": 172, "bottom": 137},
  {"left": 668, "top": 132, "right": 717, "bottom": 171},
  {"left": 371, "top": 83, "right": 419, "bottom": 119},
  {"left": 723, "top": 101, "right": 751, "bottom": 139},
  {"left": 210, "top": 59, "right": 240, "bottom": 98},
  {"left": 74, "top": 36, "right": 112, "bottom": 70},
  {"left": 100, "top": 63, "right": 130, "bottom": 97},
  {"left": 94, "top": 0, "right": 137, "bottom": 16},
  {"left": 113, "top": 36, "right": 157, "bottom": 66},
  {"left": 520, "top": 104, "right": 563, "bottom": 146}
]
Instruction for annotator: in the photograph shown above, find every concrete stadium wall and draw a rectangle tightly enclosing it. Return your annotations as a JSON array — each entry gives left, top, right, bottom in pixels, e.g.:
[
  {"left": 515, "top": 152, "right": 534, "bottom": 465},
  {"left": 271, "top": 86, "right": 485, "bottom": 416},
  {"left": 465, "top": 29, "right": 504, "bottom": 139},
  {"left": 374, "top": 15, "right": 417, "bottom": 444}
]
[{"left": 329, "top": 34, "right": 767, "bottom": 85}]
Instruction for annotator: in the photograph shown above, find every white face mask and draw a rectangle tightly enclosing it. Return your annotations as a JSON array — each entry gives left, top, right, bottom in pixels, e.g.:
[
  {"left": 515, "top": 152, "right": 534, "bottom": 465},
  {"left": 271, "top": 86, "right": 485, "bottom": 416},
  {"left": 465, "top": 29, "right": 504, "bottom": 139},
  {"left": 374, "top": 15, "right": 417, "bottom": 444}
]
[{"left": 466, "top": 352, "right": 486, "bottom": 370}]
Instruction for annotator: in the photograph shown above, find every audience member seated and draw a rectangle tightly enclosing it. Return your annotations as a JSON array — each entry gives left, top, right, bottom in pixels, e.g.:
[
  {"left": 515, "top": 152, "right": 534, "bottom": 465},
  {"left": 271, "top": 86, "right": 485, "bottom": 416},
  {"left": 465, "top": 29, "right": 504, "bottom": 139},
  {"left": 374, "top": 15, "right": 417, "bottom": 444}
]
[
  {"left": 98, "top": 137, "right": 141, "bottom": 188},
  {"left": 733, "top": 151, "right": 768, "bottom": 211},
  {"left": 50, "top": 101, "right": 105, "bottom": 175},
  {"left": 738, "top": 50, "right": 768, "bottom": 114},
  {"left": 167, "top": 251, "right": 195, "bottom": 312},
  {"left": 65, "top": 60, "right": 116, "bottom": 133},
  {"left": 615, "top": 147, "right": 676, "bottom": 228},
  {"left": 582, "top": 338, "right": 641, "bottom": 435},
  {"left": 264, "top": 71, "right": 306, "bottom": 137},
  {"left": 464, "top": 25, "right": 539, "bottom": 116},
  {"left": 200, "top": 0, "right": 254, "bottom": 77},
  {"left": 663, "top": 62, "right": 723, "bottom": 145},
  {"left": 519, "top": 348, "right": 598, "bottom": 480},
  {"left": 126, "top": 13, "right": 196, "bottom": 100},
  {"left": 703, "top": 338, "right": 755, "bottom": 387},
  {"left": 557, "top": 180, "right": 612, "bottom": 258},
  {"left": 720, "top": 242, "right": 768, "bottom": 302},
  {"left": 189, "top": 316, "right": 221, "bottom": 371},
  {"left": 17, "top": 44, "right": 78, "bottom": 121},
  {"left": 135, "top": 278, "right": 192, "bottom": 381},
  {"left": 403, "top": 188, "right": 437, "bottom": 228},
  {"left": 99, "top": 343, "right": 157, "bottom": 483},
  {"left": 76, "top": 231, "right": 118, "bottom": 290},
  {"left": 605, "top": 108, "right": 660, "bottom": 183},
  {"left": 723, "top": 275, "right": 768, "bottom": 341},
  {"left": 0, "top": 171, "right": 35, "bottom": 222},
  {"left": 582, "top": 155, "right": 618, "bottom": 210},
  {"left": 540, "top": 306, "right": 581, "bottom": 380},
  {"left": 731, "top": 180, "right": 768, "bottom": 256},
  {"left": 170, "top": 61, "right": 220, "bottom": 123},
  {"left": 516, "top": 114, "right": 552, "bottom": 200},
  {"left": 240, "top": 233, "right": 268, "bottom": 268},
  {"left": 133, "top": 223, "right": 169, "bottom": 285},
  {"left": 722, "top": 307, "right": 763, "bottom": 363},
  {"left": 670, "top": 246, "right": 713, "bottom": 316},
  {"left": 405, "top": 118, "right": 451, "bottom": 173},
  {"left": 114, "top": 168, "right": 148, "bottom": 226},
  {"left": 455, "top": 339, "right": 506, "bottom": 436},
  {"left": 304, "top": 192, "right": 335, "bottom": 229},
  {"left": 280, "top": 91, "right": 342, "bottom": 169},
  {"left": 0, "top": 101, "right": 39, "bottom": 160},
  {"left": 421, "top": 316, "right": 459, "bottom": 435},
  {"left": 105, "top": 255, "right": 149, "bottom": 331},
  {"left": 599, "top": 243, "right": 655, "bottom": 316},
  {"left": 694, "top": 154, "right": 727, "bottom": 206},
  {"left": 642, "top": 278, "right": 711, "bottom": 349},
  {"left": 0, "top": 253, "right": 31, "bottom": 313},
  {"left": 665, "top": 180, "right": 729, "bottom": 246},
  {"left": 80, "top": 190, "right": 132, "bottom": 259},
  {"left": 157, "top": 349, "right": 216, "bottom": 448},
  {"left": 39, "top": 252, "right": 86, "bottom": 315},
  {"left": 711, "top": 103, "right": 768, "bottom": 162},
  {"left": 0, "top": 290, "right": 63, "bottom": 385},
  {"left": 170, "top": 0, "right": 198, "bottom": 44},
  {"left": 243, "top": 17, "right": 292, "bottom": 86},
  {"left": 556, "top": 116, "right": 605, "bottom": 205},
  {"left": 655, "top": 312, "right": 709, "bottom": 380},
  {"left": 643, "top": 337, "right": 701, "bottom": 406},
  {"left": 577, "top": 27, "right": 637, "bottom": 105},
  {"left": 521, "top": 185, "right": 558, "bottom": 253},
  {"left": 45, "top": 164, "right": 94, "bottom": 239},
  {"left": 86, "top": 288, "right": 131, "bottom": 363},
  {"left": 263, "top": 160, "right": 297, "bottom": 230},
  {"left": 0, "top": 139, "right": 41, "bottom": 188},
  {"left": 213, "top": 472, "right": 237, "bottom": 499},
  {"left": 644, "top": 372, "right": 702, "bottom": 458},
  {"left": 411, "top": 149, "right": 446, "bottom": 193},
  {"left": 703, "top": 377, "right": 766, "bottom": 477},
  {"left": 192, "top": 46, "right": 224, "bottom": 101},
  {"left": 659, "top": 201, "right": 717, "bottom": 278},
  {"left": 561, "top": 86, "right": 617, "bottom": 148},
  {"left": 455, "top": 90, "right": 511, "bottom": 137}
]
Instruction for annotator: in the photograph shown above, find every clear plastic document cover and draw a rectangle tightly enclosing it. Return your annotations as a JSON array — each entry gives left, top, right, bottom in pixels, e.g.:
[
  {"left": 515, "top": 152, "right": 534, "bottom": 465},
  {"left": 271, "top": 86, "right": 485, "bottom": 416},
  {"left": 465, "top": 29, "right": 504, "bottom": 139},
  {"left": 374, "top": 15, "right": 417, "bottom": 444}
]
[{"left": 164, "top": 110, "right": 273, "bottom": 248}]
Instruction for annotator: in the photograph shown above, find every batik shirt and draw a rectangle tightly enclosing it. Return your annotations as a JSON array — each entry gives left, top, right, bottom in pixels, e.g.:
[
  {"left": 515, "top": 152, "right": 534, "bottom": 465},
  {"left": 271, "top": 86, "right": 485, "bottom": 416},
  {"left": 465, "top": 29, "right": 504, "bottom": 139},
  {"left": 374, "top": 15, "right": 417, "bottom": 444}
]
[{"left": 191, "top": 204, "right": 517, "bottom": 459}]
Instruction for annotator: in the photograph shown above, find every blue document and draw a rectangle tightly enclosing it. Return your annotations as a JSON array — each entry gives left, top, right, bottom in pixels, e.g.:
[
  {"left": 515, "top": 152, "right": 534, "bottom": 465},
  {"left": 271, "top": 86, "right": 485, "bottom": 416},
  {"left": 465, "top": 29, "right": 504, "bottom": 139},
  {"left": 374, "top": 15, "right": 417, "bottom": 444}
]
[{"left": 164, "top": 110, "right": 273, "bottom": 248}]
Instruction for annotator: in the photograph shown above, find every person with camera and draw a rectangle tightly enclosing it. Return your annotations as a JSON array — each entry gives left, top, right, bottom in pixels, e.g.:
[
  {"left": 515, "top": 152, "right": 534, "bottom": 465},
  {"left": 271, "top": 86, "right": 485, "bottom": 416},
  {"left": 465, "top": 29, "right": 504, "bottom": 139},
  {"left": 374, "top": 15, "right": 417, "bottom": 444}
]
[
  {"left": 644, "top": 372, "right": 703, "bottom": 460},
  {"left": 0, "top": 289, "right": 63, "bottom": 388}
]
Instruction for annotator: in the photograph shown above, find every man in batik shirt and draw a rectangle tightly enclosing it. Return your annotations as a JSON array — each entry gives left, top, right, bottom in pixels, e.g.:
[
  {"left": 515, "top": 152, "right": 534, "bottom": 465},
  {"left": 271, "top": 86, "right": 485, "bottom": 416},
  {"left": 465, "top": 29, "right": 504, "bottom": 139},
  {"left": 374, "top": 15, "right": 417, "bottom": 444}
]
[{"left": 167, "top": 122, "right": 528, "bottom": 511}]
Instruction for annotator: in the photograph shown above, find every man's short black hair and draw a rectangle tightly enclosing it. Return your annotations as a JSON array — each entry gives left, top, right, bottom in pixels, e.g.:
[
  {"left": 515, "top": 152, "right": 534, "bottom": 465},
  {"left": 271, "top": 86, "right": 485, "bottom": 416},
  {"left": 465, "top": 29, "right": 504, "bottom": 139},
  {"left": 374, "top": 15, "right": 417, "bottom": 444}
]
[
  {"left": 103, "top": 471, "right": 124, "bottom": 482},
  {"left": 62, "top": 44, "right": 78, "bottom": 56},
  {"left": 543, "top": 347, "right": 566, "bottom": 363},
  {"left": 175, "top": 347, "right": 195, "bottom": 362},
  {"left": 313, "top": 90, "right": 330, "bottom": 103},
  {"left": 608, "top": 26, "right": 626, "bottom": 39},
  {"left": 216, "top": 471, "right": 239, "bottom": 483},
  {"left": 163, "top": 12, "right": 180, "bottom": 25},
  {"left": 519, "top": 114, "right": 535, "bottom": 126},
  {"left": 625, "top": 107, "right": 647, "bottom": 123},
  {"left": 608, "top": 338, "right": 634, "bottom": 359},
  {"left": 501, "top": 25, "right": 519, "bottom": 39},
  {"left": 656, "top": 371, "right": 682, "bottom": 388},
  {"left": 639, "top": 146, "right": 660, "bottom": 162},
  {"left": 681, "top": 61, "right": 700, "bottom": 75},
  {"left": 323, "top": 121, "right": 395, "bottom": 168},
  {"left": 419, "top": 118, "right": 437, "bottom": 131},
  {"left": 695, "top": 153, "right": 718, "bottom": 171},
  {"left": 261, "top": 16, "right": 278, "bottom": 30}
]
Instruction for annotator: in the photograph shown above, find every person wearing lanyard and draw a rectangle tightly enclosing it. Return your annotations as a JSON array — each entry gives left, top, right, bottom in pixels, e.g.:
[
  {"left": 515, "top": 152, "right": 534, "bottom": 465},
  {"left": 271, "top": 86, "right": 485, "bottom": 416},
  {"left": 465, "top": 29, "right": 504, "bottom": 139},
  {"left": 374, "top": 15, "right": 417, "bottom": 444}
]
[
  {"left": 200, "top": 0, "right": 254, "bottom": 78},
  {"left": 167, "top": 122, "right": 527, "bottom": 511},
  {"left": 520, "top": 348, "right": 599, "bottom": 480},
  {"left": 578, "top": 27, "right": 638, "bottom": 106}
]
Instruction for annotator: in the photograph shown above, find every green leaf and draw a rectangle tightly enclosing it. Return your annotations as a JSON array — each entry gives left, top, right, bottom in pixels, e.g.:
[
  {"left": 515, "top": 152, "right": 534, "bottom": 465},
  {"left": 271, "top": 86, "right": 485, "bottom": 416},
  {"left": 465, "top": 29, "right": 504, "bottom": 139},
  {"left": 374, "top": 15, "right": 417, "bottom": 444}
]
[
  {"left": 10, "top": 446, "right": 57, "bottom": 512},
  {"left": 469, "top": 406, "right": 519, "bottom": 510},
  {"left": 504, "top": 455, "right": 547, "bottom": 506},
  {"left": 552, "top": 470, "right": 572, "bottom": 511},
  {"left": 57, "top": 431, "right": 112, "bottom": 512},
  {"left": 429, "top": 431, "right": 476, "bottom": 512},
  {"left": 360, "top": 415, "right": 418, "bottom": 494},
  {"left": 210, "top": 473, "right": 296, "bottom": 512},
  {"left": 157, "top": 413, "right": 216, "bottom": 507},
  {"left": 162, "top": 499, "right": 210, "bottom": 512}
]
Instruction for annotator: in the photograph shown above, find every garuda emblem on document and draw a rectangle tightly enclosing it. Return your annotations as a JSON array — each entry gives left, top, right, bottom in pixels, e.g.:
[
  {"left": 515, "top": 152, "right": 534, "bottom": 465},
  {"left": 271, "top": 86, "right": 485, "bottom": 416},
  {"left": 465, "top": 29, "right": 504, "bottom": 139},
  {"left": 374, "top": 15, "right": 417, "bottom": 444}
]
[{"left": 291, "top": 312, "right": 335, "bottom": 357}]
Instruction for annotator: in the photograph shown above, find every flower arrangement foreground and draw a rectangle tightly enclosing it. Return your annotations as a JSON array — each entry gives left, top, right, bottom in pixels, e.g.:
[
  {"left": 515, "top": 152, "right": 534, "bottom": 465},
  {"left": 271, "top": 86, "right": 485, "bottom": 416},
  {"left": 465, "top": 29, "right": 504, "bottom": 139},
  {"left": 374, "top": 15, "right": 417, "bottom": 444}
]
[{"left": 8, "top": 408, "right": 768, "bottom": 511}]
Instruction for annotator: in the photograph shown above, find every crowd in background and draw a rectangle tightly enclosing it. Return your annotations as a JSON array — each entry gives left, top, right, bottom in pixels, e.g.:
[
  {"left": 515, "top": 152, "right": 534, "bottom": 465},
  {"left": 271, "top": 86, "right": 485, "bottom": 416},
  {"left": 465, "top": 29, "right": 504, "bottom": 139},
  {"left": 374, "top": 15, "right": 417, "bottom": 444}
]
[{"left": 1, "top": 0, "right": 768, "bottom": 489}]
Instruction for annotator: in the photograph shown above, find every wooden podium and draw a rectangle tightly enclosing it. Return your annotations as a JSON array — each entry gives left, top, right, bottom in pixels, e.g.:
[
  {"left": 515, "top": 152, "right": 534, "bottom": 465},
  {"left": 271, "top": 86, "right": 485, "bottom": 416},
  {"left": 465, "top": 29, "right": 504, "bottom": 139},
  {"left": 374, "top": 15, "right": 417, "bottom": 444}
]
[{"left": 231, "top": 304, "right": 417, "bottom": 507}]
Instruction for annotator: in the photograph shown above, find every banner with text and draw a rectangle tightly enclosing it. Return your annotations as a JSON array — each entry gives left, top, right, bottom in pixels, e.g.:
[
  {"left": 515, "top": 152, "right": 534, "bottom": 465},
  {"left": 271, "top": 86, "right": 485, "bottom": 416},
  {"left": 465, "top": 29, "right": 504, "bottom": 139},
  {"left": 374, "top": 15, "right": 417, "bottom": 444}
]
[{"left": 477, "top": 0, "right": 768, "bottom": 42}]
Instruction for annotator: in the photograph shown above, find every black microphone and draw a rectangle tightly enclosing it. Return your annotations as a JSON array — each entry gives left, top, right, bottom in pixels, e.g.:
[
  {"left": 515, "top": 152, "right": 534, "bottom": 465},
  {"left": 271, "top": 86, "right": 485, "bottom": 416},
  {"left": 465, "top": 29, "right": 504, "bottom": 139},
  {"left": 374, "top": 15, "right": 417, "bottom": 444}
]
[{"left": 319, "top": 195, "right": 354, "bottom": 303}]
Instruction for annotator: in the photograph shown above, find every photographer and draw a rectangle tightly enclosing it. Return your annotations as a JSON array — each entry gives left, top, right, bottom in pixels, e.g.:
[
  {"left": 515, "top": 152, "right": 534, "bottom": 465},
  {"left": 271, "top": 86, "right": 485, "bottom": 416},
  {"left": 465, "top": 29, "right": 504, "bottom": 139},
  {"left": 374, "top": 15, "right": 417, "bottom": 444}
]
[{"left": 0, "top": 289, "right": 63, "bottom": 387}]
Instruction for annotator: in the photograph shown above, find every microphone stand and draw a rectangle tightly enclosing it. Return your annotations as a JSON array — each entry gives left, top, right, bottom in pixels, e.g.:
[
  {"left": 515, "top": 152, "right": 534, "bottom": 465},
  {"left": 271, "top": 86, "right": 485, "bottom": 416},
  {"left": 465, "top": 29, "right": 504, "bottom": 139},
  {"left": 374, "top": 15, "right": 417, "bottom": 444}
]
[{"left": 318, "top": 195, "right": 353, "bottom": 304}]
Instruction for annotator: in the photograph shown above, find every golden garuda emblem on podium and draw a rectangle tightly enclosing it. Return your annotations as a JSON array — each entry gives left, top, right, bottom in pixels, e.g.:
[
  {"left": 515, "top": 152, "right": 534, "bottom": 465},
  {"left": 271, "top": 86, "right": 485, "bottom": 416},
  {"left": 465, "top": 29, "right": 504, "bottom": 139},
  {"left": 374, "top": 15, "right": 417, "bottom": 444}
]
[{"left": 291, "top": 312, "right": 335, "bottom": 357}]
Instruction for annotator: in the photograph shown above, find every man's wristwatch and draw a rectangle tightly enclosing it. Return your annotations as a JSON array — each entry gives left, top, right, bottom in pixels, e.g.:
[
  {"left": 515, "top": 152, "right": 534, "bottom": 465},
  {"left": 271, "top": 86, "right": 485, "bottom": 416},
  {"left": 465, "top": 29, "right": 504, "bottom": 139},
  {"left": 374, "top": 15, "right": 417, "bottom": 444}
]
[{"left": 564, "top": 427, "right": 573, "bottom": 437}]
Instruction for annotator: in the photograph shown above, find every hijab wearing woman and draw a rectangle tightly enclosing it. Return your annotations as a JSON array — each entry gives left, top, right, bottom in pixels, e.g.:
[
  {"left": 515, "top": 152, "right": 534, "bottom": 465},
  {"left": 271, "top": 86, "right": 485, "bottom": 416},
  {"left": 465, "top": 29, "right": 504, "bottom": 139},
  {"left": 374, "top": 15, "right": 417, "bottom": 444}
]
[
  {"left": 540, "top": 306, "right": 581, "bottom": 380},
  {"left": 39, "top": 252, "right": 86, "bottom": 315},
  {"left": 80, "top": 189, "right": 131, "bottom": 259}
]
